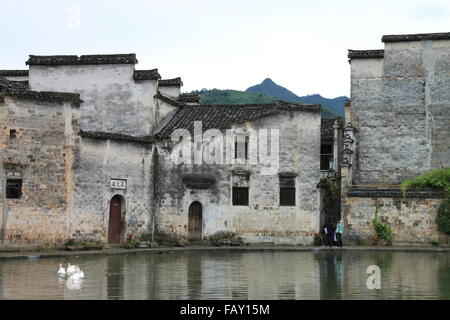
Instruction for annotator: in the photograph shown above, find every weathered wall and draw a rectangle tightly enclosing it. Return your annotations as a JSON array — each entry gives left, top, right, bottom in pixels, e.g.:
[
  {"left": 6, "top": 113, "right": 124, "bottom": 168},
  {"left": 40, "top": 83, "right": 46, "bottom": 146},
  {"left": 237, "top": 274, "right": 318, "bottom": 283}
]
[
  {"left": 155, "top": 111, "right": 321, "bottom": 244},
  {"left": 29, "top": 65, "right": 158, "bottom": 136},
  {"left": 350, "top": 40, "right": 450, "bottom": 185},
  {"left": 158, "top": 86, "right": 180, "bottom": 99},
  {"left": 0, "top": 96, "right": 79, "bottom": 245},
  {"left": 71, "top": 137, "right": 153, "bottom": 242},
  {"left": 154, "top": 98, "right": 178, "bottom": 129},
  {"left": 344, "top": 191, "right": 445, "bottom": 244}
]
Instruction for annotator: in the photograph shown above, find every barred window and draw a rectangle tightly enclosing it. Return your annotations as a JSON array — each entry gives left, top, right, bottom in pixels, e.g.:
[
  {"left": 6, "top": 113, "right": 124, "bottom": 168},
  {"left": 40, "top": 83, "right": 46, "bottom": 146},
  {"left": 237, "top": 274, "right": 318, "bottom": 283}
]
[
  {"left": 6, "top": 179, "right": 22, "bottom": 199},
  {"left": 280, "top": 177, "right": 295, "bottom": 206},
  {"left": 232, "top": 187, "right": 249, "bottom": 206}
]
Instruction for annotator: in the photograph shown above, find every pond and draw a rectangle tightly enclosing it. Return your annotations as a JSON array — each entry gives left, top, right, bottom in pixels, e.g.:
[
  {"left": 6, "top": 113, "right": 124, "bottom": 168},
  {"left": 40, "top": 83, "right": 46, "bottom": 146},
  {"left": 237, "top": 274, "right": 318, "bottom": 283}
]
[{"left": 0, "top": 250, "right": 449, "bottom": 300}]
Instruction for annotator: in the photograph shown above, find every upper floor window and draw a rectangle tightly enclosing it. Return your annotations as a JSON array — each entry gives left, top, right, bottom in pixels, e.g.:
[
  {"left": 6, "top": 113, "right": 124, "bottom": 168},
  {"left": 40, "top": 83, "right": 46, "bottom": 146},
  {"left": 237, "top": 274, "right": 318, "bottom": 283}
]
[
  {"left": 320, "top": 143, "right": 333, "bottom": 170},
  {"left": 10, "top": 129, "right": 17, "bottom": 139},
  {"left": 234, "top": 136, "right": 249, "bottom": 160}
]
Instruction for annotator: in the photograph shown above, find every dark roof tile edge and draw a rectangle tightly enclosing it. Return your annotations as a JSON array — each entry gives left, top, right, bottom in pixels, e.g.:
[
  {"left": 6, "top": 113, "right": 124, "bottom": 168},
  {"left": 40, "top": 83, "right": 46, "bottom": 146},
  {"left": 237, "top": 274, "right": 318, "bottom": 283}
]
[
  {"left": 26, "top": 54, "right": 138, "bottom": 66},
  {"left": 159, "top": 77, "right": 183, "bottom": 87},
  {"left": 382, "top": 32, "right": 450, "bottom": 42},
  {"left": 154, "top": 92, "right": 186, "bottom": 108},
  {"left": 179, "top": 93, "right": 201, "bottom": 103},
  {"left": 348, "top": 188, "right": 446, "bottom": 199},
  {"left": 276, "top": 100, "right": 321, "bottom": 113},
  {"left": 80, "top": 131, "right": 153, "bottom": 144},
  {"left": 133, "top": 69, "right": 161, "bottom": 80},
  {"left": 0, "top": 70, "right": 29, "bottom": 76},
  {"left": 348, "top": 49, "right": 384, "bottom": 60},
  {"left": 0, "top": 89, "right": 82, "bottom": 104}
]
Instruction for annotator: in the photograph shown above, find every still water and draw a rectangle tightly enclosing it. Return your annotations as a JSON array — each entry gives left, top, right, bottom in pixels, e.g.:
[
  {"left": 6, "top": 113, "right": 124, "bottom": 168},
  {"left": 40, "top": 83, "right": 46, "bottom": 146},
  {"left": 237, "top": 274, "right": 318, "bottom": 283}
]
[{"left": 0, "top": 250, "right": 449, "bottom": 300}]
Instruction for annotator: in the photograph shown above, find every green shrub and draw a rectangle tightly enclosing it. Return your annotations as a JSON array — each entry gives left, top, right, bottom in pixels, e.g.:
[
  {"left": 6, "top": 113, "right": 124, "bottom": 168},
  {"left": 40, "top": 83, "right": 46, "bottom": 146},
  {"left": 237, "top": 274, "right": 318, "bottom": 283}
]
[
  {"left": 355, "top": 237, "right": 370, "bottom": 246},
  {"left": 122, "top": 234, "right": 140, "bottom": 249},
  {"left": 203, "top": 231, "right": 244, "bottom": 246},
  {"left": 400, "top": 168, "right": 450, "bottom": 236},
  {"left": 431, "top": 240, "right": 440, "bottom": 247},
  {"left": 154, "top": 232, "right": 185, "bottom": 246},
  {"left": 313, "top": 233, "right": 323, "bottom": 246},
  {"left": 436, "top": 197, "right": 450, "bottom": 235},
  {"left": 371, "top": 207, "right": 393, "bottom": 246},
  {"left": 81, "top": 239, "right": 105, "bottom": 250},
  {"left": 400, "top": 167, "right": 450, "bottom": 195}
]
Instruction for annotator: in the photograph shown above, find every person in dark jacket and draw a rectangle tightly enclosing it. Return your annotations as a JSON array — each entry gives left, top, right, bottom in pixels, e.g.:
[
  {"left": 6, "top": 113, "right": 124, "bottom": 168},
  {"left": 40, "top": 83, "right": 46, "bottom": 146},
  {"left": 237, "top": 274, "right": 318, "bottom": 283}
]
[{"left": 327, "top": 221, "right": 335, "bottom": 247}]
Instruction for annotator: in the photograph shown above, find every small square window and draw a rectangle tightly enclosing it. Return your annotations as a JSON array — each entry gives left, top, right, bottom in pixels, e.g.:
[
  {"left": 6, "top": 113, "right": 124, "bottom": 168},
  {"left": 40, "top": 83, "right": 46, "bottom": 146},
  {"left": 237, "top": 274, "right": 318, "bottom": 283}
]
[
  {"left": 10, "top": 130, "right": 17, "bottom": 139},
  {"left": 6, "top": 179, "right": 22, "bottom": 199},
  {"left": 232, "top": 187, "right": 249, "bottom": 206}
]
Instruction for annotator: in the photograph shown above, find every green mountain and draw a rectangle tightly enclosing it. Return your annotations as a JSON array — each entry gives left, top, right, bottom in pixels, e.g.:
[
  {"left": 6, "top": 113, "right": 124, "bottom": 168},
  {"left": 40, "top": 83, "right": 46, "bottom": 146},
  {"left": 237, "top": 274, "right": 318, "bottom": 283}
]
[
  {"left": 246, "top": 78, "right": 346, "bottom": 117},
  {"left": 188, "top": 78, "right": 347, "bottom": 119},
  {"left": 190, "top": 88, "right": 276, "bottom": 105}
]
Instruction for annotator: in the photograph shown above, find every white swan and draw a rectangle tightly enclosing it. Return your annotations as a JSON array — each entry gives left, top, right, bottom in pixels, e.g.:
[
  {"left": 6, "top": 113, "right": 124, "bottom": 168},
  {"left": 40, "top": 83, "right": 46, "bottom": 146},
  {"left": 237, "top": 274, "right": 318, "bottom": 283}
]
[
  {"left": 57, "top": 264, "right": 66, "bottom": 274},
  {"left": 68, "top": 268, "right": 85, "bottom": 280},
  {"left": 66, "top": 263, "right": 80, "bottom": 275},
  {"left": 66, "top": 277, "right": 83, "bottom": 290}
]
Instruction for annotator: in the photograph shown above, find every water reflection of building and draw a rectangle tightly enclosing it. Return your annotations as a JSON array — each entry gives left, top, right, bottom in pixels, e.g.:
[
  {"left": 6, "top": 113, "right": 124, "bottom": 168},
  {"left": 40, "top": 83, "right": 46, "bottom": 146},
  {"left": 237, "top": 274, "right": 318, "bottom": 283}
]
[{"left": 0, "top": 251, "right": 448, "bottom": 299}]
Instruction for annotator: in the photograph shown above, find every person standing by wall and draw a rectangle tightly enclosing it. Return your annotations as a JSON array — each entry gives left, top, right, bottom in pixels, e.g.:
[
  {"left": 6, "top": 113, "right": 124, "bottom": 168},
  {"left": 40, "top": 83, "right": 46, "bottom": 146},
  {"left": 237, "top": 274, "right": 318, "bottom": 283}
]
[
  {"left": 327, "top": 221, "right": 335, "bottom": 247},
  {"left": 336, "top": 220, "right": 344, "bottom": 247}
]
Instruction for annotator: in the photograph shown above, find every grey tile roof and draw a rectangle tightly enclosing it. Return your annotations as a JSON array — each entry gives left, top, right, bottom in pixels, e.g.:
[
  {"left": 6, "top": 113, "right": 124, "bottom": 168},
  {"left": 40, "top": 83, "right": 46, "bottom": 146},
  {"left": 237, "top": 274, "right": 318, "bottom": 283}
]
[
  {"left": 0, "top": 77, "right": 29, "bottom": 91},
  {"left": 159, "top": 77, "right": 183, "bottom": 87},
  {"left": 382, "top": 32, "right": 450, "bottom": 42},
  {"left": 0, "top": 70, "right": 29, "bottom": 77},
  {"left": 348, "top": 50, "right": 384, "bottom": 60},
  {"left": 133, "top": 69, "right": 161, "bottom": 80},
  {"left": 154, "top": 92, "right": 186, "bottom": 108},
  {"left": 0, "top": 77, "right": 81, "bottom": 104},
  {"left": 81, "top": 131, "right": 153, "bottom": 144},
  {"left": 179, "top": 93, "right": 201, "bottom": 104},
  {"left": 155, "top": 100, "right": 320, "bottom": 140},
  {"left": 26, "top": 54, "right": 138, "bottom": 66}
]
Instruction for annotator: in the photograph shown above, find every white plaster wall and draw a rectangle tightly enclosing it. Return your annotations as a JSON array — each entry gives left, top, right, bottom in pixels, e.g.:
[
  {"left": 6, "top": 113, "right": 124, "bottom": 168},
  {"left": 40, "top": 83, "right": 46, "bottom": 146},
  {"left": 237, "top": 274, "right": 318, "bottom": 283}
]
[
  {"left": 158, "top": 86, "right": 180, "bottom": 99},
  {"left": 350, "top": 39, "right": 450, "bottom": 184},
  {"left": 72, "top": 138, "right": 153, "bottom": 242},
  {"left": 29, "top": 64, "right": 158, "bottom": 136}
]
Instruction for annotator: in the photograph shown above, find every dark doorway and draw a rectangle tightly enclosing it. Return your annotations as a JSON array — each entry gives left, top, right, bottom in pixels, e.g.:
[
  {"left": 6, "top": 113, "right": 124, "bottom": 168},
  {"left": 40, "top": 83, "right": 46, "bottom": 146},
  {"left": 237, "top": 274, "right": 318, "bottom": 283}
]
[
  {"left": 188, "top": 201, "right": 202, "bottom": 241},
  {"left": 108, "top": 195, "right": 124, "bottom": 244}
]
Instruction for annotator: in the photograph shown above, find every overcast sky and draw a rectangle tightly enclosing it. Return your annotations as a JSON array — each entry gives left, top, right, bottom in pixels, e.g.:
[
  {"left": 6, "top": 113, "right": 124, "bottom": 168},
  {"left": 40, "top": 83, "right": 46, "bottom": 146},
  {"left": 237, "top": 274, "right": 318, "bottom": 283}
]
[{"left": 1, "top": 0, "right": 450, "bottom": 98}]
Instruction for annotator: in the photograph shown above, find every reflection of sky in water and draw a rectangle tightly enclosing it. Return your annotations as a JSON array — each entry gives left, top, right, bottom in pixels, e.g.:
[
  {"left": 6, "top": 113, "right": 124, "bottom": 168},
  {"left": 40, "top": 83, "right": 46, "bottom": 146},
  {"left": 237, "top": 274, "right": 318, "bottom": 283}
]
[{"left": 0, "top": 251, "right": 448, "bottom": 300}]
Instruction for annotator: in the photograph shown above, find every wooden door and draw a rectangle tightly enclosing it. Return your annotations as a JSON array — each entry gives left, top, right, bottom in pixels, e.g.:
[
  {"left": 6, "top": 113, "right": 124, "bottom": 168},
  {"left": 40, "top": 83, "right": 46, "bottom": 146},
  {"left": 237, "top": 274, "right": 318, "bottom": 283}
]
[
  {"left": 188, "top": 202, "right": 202, "bottom": 241},
  {"left": 108, "top": 195, "right": 122, "bottom": 244}
]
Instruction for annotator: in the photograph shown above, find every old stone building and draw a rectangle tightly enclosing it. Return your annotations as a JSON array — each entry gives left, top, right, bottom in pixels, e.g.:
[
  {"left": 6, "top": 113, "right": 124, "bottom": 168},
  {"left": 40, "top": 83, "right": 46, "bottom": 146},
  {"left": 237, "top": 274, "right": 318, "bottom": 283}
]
[
  {"left": 342, "top": 32, "right": 450, "bottom": 244},
  {"left": 0, "top": 54, "right": 339, "bottom": 247}
]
